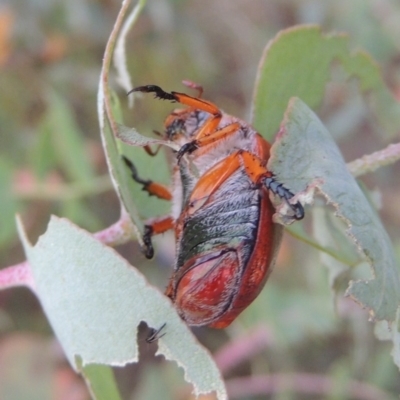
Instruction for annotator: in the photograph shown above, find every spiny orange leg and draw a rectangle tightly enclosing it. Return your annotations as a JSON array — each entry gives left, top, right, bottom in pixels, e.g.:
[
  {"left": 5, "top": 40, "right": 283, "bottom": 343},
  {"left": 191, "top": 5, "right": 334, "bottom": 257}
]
[
  {"left": 122, "top": 156, "right": 172, "bottom": 201},
  {"left": 240, "top": 151, "right": 304, "bottom": 220},
  {"left": 128, "top": 85, "right": 219, "bottom": 115},
  {"left": 122, "top": 155, "right": 174, "bottom": 258},
  {"left": 129, "top": 85, "right": 223, "bottom": 160}
]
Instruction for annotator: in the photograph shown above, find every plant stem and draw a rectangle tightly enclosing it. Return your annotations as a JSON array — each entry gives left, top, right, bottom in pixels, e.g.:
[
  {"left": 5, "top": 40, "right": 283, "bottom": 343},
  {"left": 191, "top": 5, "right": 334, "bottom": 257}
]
[
  {"left": 0, "top": 262, "right": 35, "bottom": 291},
  {"left": 347, "top": 142, "right": 400, "bottom": 177},
  {"left": 226, "top": 373, "right": 395, "bottom": 400}
]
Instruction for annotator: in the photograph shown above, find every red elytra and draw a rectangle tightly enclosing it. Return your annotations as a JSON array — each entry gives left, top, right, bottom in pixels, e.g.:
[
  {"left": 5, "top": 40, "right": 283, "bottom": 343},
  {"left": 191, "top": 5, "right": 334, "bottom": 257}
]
[{"left": 125, "top": 82, "right": 304, "bottom": 328}]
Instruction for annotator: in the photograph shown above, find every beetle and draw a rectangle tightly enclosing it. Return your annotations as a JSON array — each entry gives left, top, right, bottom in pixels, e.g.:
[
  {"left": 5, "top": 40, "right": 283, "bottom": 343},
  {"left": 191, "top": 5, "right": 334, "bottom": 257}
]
[{"left": 125, "top": 82, "right": 304, "bottom": 328}]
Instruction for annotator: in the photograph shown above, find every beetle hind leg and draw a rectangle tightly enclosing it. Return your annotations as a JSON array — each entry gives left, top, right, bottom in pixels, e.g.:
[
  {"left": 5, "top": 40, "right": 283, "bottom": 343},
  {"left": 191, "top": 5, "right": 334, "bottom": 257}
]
[
  {"left": 122, "top": 156, "right": 174, "bottom": 258},
  {"left": 239, "top": 151, "right": 304, "bottom": 220},
  {"left": 142, "top": 216, "right": 174, "bottom": 259}
]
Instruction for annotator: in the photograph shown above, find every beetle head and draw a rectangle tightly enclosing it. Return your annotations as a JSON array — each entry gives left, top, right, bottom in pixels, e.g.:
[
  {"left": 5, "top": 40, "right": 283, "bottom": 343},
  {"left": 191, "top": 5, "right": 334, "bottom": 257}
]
[{"left": 164, "top": 109, "right": 208, "bottom": 144}]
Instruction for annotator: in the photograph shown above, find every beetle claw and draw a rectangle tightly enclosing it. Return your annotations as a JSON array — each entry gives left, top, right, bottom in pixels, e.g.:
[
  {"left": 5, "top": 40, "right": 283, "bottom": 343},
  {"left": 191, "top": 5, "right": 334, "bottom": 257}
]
[
  {"left": 127, "top": 85, "right": 177, "bottom": 102},
  {"left": 263, "top": 176, "right": 304, "bottom": 220},
  {"left": 143, "top": 225, "right": 154, "bottom": 259},
  {"left": 286, "top": 200, "right": 304, "bottom": 220},
  {"left": 177, "top": 141, "right": 199, "bottom": 163}
]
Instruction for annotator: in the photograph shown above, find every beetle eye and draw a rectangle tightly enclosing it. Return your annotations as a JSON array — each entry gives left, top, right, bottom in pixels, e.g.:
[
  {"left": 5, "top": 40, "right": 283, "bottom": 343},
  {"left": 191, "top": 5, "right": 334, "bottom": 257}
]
[{"left": 166, "top": 118, "right": 185, "bottom": 140}]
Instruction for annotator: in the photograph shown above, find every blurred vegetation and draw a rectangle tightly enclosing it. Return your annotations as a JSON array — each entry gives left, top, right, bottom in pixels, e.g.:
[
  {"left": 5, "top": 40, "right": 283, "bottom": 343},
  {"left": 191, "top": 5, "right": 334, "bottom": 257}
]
[{"left": 0, "top": 0, "right": 400, "bottom": 399}]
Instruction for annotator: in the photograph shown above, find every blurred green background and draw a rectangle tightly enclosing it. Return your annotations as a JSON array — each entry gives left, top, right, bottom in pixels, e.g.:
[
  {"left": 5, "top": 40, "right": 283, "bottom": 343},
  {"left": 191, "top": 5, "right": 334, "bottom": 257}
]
[{"left": 0, "top": 0, "right": 400, "bottom": 399}]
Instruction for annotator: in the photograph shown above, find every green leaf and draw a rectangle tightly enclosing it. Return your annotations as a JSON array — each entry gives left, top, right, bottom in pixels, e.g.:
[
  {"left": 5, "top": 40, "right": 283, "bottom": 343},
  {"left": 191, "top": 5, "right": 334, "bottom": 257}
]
[
  {"left": 46, "top": 89, "right": 95, "bottom": 183},
  {"left": 120, "top": 143, "right": 171, "bottom": 220},
  {"left": 339, "top": 50, "right": 400, "bottom": 138},
  {"left": 271, "top": 97, "right": 400, "bottom": 324},
  {"left": 97, "top": 92, "right": 144, "bottom": 239},
  {"left": 116, "top": 123, "right": 178, "bottom": 150},
  {"left": 30, "top": 116, "right": 58, "bottom": 180},
  {"left": 82, "top": 364, "right": 121, "bottom": 400},
  {"left": 311, "top": 206, "right": 359, "bottom": 290},
  {"left": 17, "top": 215, "right": 227, "bottom": 399},
  {"left": 251, "top": 25, "right": 400, "bottom": 140},
  {"left": 114, "top": 123, "right": 176, "bottom": 220},
  {"left": 0, "top": 158, "right": 20, "bottom": 246}
]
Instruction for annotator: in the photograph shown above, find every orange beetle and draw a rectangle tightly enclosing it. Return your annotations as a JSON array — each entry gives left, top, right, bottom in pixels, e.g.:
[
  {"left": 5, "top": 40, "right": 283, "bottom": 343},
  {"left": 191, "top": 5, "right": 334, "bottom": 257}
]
[{"left": 125, "top": 82, "right": 303, "bottom": 328}]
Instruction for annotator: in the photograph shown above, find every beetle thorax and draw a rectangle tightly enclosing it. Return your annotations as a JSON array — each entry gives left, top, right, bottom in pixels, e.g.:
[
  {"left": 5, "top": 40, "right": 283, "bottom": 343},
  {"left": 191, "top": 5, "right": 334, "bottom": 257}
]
[{"left": 166, "top": 109, "right": 260, "bottom": 175}]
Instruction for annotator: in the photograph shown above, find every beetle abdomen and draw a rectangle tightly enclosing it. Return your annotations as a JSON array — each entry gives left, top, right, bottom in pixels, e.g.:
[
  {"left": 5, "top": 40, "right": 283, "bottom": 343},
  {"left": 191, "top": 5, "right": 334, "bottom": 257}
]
[
  {"left": 171, "top": 169, "right": 275, "bottom": 326},
  {"left": 177, "top": 186, "right": 260, "bottom": 270}
]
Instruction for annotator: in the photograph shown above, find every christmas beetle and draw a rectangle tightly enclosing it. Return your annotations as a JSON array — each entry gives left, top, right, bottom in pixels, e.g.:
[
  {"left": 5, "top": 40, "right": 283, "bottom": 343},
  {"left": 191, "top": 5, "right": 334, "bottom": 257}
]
[{"left": 125, "top": 82, "right": 304, "bottom": 328}]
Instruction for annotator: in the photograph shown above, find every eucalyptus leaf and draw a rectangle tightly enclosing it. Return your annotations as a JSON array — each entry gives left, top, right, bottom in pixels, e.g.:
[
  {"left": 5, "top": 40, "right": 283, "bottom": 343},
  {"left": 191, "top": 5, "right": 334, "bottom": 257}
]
[
  {"left": 116, "top": 123, "right": 178, "bottom": 151},
  {"left": 82, "top": 364, "right": 122, "bottom": 400},
  {"left": 17, "top": 215, "right": 227, "bottom": 399},
  {"left": 270, "top": 98, "right": 400, "bottom": 324},
  {"left": 251, "top": 25, "right": 400, "bottom": 141},
  {"left": 46, "top": 90, "right": 95, "bottom": 183}
]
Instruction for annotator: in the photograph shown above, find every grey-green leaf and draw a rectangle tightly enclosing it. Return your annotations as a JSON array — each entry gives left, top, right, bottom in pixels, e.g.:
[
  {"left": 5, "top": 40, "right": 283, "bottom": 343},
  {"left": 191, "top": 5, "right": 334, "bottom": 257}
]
[
  {"left": 270, "top": 97, "right": 400, "bottom": 323},
  {"left": 17, "top": 215, "right": 227, "bottom": 399}
]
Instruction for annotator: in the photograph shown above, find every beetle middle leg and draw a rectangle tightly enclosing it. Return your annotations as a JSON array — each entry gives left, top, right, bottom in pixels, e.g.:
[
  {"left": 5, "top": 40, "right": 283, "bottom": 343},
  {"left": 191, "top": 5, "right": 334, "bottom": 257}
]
[
  {"left": 122, "top": 155, "right": 172, "bottom": 200},
  {"left": 142, "top": 216, "right": 174, "bottom": 259},
  {"left": 122, "top": 156, "right": 174, "bottom": 258}
]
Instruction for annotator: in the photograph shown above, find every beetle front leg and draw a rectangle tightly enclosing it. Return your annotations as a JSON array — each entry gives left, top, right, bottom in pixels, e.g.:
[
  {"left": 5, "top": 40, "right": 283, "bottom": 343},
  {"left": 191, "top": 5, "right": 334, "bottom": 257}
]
[
  {"left": 129, "top": 85, "right": 225, "bottom": 159},
  {"left": 128, "top": 85, "right": 220, "bottom": 117}
]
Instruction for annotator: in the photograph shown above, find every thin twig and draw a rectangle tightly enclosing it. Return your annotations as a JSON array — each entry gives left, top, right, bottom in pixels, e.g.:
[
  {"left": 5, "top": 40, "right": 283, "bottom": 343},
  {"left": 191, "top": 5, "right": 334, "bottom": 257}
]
[
  {"left": 347, "top": 142, "right": 400, "bottom": 178},
  {"left": 0, "top": 262, "right": 35, "bottom": 291},
  {"left": 93, "top": 209, "right": 136, "bottom": 246},
  {"left": 0, "top": 213, "right": 134, "bottom": 290},
  {"left": 214, "top": 326, "right": 275, "bottom": 374}
]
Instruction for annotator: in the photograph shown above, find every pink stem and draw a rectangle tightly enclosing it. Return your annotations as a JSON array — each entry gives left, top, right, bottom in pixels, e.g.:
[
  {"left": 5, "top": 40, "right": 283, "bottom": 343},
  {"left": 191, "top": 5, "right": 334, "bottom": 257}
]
[
  {"left": 214, "top": 326, "right": 275, "bottom": 374},
  {"left": 93, "top": 211, "right": 134, "bottom": 247},
  {"left": 347, "top": 142, "right": 400, "bottom": 177},
  {"left": 226, "top": 373, "right": 393, "bottom": 400},
  {"left": 0, "top": 213, "right": 134, "bottom": 291},
  {"left": 0, "top": 261, "right": 35, "bottom": 291}
]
